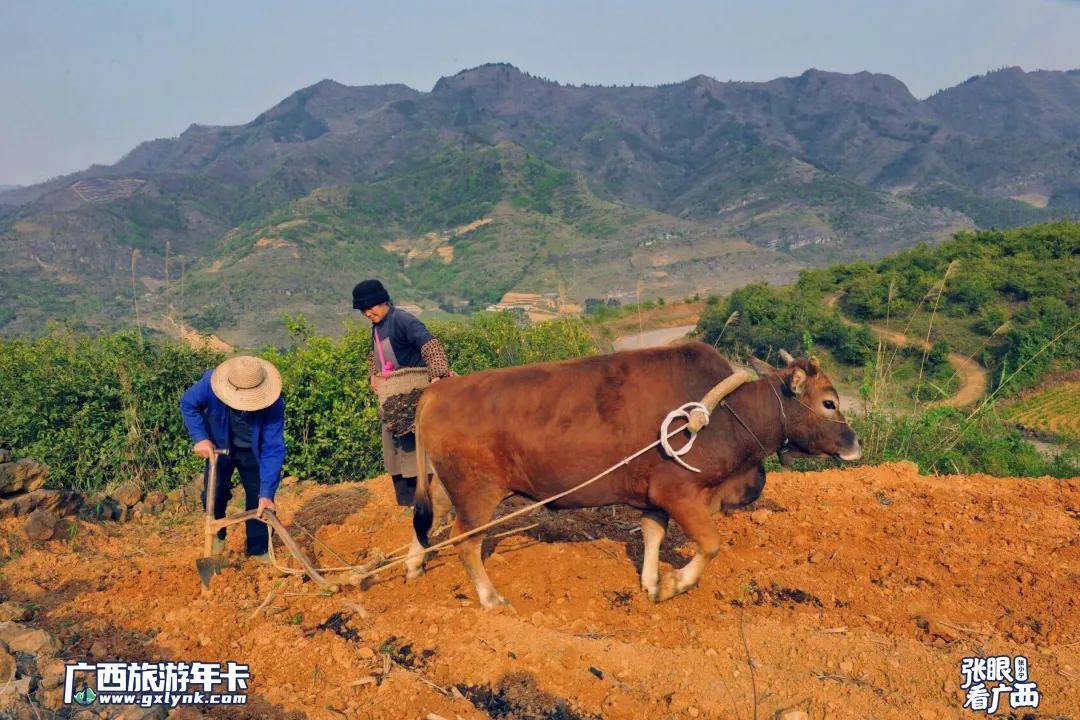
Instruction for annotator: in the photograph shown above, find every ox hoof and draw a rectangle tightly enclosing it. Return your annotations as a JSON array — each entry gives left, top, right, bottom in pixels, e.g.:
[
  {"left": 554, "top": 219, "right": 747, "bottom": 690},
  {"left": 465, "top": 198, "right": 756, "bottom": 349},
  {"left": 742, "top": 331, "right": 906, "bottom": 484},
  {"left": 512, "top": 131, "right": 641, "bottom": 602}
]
[
  {"left": 655, "top": 573, "right": 687, "bottom": 602},
  {"left": 404, "top": 567, "right": 425, "bottom": 582},
  {"left": 480, "top": 595, "right": 511, "bottom": 610},
  {"left": 642, "top": 582, "right": 660, "bottom": 602}
]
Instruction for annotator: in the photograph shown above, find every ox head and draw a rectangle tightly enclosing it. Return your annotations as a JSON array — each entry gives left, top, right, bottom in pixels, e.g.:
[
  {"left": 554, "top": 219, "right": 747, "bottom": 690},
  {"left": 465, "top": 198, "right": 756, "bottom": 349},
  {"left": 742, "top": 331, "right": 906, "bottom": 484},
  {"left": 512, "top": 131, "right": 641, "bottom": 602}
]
[{"left": 748, "top": 350, "right": 862, "bottom": 463}]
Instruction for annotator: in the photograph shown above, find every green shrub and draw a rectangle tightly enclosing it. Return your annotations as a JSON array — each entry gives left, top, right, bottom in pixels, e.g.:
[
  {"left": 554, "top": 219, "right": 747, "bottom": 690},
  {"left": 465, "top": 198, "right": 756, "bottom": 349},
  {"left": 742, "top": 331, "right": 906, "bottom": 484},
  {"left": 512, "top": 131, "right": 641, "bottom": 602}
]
[
  {"left": 0, "top": 312, "right": 597, "bottom": 493},
  {"left": 0, "top": 330, "right": 221, "bottom": 494},
  {"left": 849, "top": 407, "right": 1078, "bottom": 478}
]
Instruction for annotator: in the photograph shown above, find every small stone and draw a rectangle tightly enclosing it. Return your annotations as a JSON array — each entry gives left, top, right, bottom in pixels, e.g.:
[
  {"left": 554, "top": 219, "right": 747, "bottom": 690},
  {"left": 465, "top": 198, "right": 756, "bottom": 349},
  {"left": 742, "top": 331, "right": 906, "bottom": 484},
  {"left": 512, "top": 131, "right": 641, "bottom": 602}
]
[
  {"left": 925, "top": 619, "right": 957, "bottom": 642},
  {"left": 0, "top": 623, "right": 59, "bottom": 656},
  {"left": 144, "top": 491, "right": 167, "bottom": 514},
  {"left": 114, "top": 482, "right": 143, "bottom": 507},
  {"left": 37, "top": 685, "right": 66, "bottom": 709},
  {"left": 839, "top": 660, "right": 854, "bottom": 673},
  {"left": 0, "top": 458, "right": 49, "bottom": 494},
  {"left": 40, "top": 658, "right": 67, "bottom": 689},
  {"left": 750, "top": 509, "right": 772, "bottom": 524},
  {"left": 357, "top": 647, "right": 375, "bottom": 661},
  {"left": 687, "top": 707, "right": 700, "bottom": 717},
  {"left": 780, "top": 712, "right": 809, "bottom": 720},
  {"left": 0, "top": 675, "right": 31, "bottom": 702},
  {"left": 0, "top": 646, "right": 15, "bottom": 684},
  {"left": 705, "top": 648, "right": 718, "bottom": 657},
  {"left": 0, "top": 602, "right": 30, "bottom": 623}
]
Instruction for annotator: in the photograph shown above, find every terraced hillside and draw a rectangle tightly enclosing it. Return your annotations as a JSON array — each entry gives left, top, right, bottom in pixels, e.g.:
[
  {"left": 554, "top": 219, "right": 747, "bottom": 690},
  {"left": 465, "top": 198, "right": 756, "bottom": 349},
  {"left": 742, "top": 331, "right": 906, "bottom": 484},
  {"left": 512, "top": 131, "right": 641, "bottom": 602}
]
[{"left": 1007, "top": 376, "right": 1080, "bottom": 441}]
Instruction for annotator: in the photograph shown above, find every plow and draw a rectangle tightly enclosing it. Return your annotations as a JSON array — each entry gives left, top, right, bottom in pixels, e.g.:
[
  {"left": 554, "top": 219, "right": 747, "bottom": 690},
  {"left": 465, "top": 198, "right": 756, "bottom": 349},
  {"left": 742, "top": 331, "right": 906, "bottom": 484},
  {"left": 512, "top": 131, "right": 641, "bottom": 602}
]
[{"left": 196, "top": 448, "right": 332, "bottom": 589}]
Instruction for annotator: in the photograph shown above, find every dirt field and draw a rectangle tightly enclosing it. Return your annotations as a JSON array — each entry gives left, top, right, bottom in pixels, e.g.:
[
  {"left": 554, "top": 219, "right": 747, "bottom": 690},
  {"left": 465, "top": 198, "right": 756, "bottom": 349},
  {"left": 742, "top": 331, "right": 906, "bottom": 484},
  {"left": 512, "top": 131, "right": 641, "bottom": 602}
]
[{"left": 2, "top": 462, "right": 1077, "bottom": 719}]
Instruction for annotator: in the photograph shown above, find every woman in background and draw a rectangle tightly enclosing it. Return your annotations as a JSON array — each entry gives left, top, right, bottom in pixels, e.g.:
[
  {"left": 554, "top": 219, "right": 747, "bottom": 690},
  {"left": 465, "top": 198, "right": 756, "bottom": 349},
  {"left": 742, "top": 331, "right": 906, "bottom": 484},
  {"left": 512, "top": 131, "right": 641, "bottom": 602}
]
[{"left": 352, "top": 279, "right": 451, "bottom": 505}]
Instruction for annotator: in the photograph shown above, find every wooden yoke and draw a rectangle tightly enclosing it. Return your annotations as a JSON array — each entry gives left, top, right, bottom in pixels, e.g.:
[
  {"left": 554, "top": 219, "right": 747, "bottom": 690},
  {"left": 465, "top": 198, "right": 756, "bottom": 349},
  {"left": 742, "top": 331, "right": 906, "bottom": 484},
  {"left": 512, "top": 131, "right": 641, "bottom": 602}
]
[{"left": 687, "top": 370, "right": 750, "bottom": 433}]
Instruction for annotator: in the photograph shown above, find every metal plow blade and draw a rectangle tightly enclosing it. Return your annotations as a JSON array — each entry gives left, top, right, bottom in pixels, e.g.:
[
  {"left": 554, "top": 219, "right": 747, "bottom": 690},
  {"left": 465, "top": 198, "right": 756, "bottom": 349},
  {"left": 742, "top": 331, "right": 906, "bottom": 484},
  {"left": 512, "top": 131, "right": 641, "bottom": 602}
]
[{"left": 196, "top": 554, "right": 229, "bottom": 588}]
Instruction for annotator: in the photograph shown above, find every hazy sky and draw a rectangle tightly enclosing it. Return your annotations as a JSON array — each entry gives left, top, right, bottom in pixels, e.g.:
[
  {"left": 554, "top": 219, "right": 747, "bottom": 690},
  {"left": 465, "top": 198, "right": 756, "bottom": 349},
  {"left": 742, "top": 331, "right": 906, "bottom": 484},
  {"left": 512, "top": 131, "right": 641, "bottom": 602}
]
[{"left": 2, "top": 0, "right": 1078, "bottom": 186}]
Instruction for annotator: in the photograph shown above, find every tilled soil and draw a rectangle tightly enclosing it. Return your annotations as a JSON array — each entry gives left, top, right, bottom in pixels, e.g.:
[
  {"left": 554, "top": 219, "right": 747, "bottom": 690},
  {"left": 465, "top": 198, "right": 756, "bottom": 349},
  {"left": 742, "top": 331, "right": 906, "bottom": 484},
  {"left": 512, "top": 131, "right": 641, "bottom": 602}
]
[{"left": 1, "top": 462, "right": 1077, "bottom": 719}]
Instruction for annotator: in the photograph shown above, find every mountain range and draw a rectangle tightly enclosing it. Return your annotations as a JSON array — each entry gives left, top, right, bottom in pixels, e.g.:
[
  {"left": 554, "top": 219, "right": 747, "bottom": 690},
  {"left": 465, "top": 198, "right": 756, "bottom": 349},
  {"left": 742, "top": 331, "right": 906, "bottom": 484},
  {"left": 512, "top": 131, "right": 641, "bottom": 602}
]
[{"left": 2, "top": 63, "right": 1077, "bottom": 343}]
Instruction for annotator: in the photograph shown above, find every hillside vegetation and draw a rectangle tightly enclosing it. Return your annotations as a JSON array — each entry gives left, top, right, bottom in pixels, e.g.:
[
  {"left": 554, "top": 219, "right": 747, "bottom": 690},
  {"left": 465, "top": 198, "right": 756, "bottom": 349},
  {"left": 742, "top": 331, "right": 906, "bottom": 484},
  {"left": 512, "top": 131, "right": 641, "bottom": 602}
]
[
  {"left": 182, "top": 144, "right": 798, "bottom": 344},
  {"left": 699, "top": 222, "right": 1079, "bottom": 396},
  {"left": 694, "top": 222, "right": 1079, "bottom": 473}
]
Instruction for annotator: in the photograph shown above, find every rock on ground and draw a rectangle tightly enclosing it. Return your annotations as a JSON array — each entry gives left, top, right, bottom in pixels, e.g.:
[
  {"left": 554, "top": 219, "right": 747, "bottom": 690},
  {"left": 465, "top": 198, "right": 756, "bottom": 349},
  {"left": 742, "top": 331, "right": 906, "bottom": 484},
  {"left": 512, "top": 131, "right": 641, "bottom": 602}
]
[
  {"left": 0, "top": 622, "right": 60, "bottom": 656},
  {"left": 0, "top": 489, "right": 83, "bottom": 519},
  {"left": 0, "top": 458, "right": 49, "bottom": 495},
  {"left": 114, "top": 481, "right": 144, "bottom": 507},
  {"left": 0, "top": 602, "right": 30, "bottom": 623},
  {"left": 23, "top": 508, "right": 58, "bottom": 541}
]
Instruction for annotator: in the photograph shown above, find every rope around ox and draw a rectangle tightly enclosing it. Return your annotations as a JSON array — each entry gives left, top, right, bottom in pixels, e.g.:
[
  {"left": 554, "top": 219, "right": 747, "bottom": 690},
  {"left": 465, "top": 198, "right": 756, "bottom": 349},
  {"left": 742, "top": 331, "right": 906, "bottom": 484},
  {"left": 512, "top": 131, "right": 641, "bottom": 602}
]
[{"left": 266, "top": 371, "right": 751, "bottom": 586}]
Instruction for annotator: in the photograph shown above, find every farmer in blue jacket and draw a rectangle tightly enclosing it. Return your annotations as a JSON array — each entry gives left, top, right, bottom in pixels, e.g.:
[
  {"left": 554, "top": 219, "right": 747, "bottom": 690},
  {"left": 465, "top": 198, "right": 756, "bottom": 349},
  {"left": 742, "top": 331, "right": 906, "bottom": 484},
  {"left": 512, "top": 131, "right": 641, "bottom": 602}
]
[{"left": 180, "top": 355, "right": 286, "bottom": 562}]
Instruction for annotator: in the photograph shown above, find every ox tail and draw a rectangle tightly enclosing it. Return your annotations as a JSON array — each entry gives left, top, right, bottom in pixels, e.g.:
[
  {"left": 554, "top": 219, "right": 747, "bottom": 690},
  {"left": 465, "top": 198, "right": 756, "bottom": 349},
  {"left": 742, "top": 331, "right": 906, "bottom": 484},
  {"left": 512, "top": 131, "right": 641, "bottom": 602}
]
[{"left": 412, "top": 427, "right": 433, "bottom": 548}]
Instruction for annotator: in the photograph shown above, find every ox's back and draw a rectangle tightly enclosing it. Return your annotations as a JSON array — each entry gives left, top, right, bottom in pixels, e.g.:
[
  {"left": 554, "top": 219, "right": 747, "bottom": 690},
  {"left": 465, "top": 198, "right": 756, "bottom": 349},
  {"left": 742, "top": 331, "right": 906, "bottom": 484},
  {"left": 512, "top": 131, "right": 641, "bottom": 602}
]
[
  {"left": 419, "top": 341, "right": 732, "bottom": 435},
  {"left": 416, "top": 342, "right": 734, "bottom": 506}
]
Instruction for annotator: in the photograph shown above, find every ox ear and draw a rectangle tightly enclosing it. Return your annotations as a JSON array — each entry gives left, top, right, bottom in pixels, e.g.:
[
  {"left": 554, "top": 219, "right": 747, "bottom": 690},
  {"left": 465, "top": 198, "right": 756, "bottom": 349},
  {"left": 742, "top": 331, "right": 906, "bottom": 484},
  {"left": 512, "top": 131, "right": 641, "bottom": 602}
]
[
  {"left": 808, "top": 355, "right": 820, "bottom": 375},
  {"left": 748, "top": 356, "right": 776, "bottom": 377},
  {"left": 785, "top": 366, "right": 808, "bottom": 397},
  {"left": 778, "top": 349, "right": 796, "bottom": 366}
]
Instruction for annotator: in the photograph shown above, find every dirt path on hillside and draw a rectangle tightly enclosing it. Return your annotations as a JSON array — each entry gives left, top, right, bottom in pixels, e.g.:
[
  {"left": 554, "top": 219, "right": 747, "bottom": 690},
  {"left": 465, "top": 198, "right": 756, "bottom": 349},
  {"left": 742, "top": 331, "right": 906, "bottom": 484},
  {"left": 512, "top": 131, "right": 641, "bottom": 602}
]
[
  {"left": 2, "top": 464, "right": 1076, "bottom": 719},
  {"left": 826, "top": 294, "right": 988, "bottom": 408},
  {"left": 611, "top": 324, "right": 698, "bottom": 351},
  {"left": 158, "top": 314, "right": 234, "bottom": 353}
]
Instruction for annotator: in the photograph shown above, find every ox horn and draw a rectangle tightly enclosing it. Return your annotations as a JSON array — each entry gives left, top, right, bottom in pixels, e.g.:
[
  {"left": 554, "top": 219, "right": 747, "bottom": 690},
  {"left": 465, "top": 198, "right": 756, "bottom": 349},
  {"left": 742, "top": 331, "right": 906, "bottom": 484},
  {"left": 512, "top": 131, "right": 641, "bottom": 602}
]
[
  {"left": 778, "top": 349, "right": 796, "bottom": 366},
  {"left": 687, "top": 370, "right": 750, "bottom": 432},
  {"left": 808, "top": 355, "right": 820, "bottom": 374}
]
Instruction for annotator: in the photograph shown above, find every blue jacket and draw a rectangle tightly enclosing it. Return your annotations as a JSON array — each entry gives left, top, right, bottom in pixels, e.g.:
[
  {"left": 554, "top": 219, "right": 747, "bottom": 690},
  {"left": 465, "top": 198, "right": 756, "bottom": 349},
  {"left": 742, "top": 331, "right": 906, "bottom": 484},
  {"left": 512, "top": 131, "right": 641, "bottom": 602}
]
[{"left": 179, "top": 370, "right": 287, "bottom": 499}]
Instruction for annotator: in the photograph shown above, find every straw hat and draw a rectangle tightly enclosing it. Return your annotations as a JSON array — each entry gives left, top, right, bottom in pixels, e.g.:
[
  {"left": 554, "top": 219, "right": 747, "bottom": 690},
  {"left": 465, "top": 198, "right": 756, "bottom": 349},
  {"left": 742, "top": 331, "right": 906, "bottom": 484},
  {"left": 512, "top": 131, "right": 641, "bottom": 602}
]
[{"left": 210, "top": 356, "right": 282, "bottom": 411}]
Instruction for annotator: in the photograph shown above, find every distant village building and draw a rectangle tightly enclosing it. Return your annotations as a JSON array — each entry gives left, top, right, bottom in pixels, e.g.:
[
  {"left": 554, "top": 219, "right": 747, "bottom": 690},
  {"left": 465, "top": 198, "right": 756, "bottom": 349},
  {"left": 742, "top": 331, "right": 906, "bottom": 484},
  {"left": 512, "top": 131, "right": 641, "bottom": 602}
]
[
  {"left": 396, "top": 303, "right": 425, "bottom": 316},
  {"left": 486, "top": 291, "right": 582, "bottom": 322}
]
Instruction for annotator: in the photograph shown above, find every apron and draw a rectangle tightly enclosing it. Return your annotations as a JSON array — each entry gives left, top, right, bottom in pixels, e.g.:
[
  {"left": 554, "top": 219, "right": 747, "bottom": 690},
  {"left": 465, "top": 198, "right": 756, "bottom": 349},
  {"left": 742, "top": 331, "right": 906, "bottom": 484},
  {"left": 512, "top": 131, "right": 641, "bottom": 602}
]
[
  {"left": 381, "top": 422, "right": 417, "bottom": 477},
  {"left": 373, "top": 325, "right": 426, "bottom": 478}
]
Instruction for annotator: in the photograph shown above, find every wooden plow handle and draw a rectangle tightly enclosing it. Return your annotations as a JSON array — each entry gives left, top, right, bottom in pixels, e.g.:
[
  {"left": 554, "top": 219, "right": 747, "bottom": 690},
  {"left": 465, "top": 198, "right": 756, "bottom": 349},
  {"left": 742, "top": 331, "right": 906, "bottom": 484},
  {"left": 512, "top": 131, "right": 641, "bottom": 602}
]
[{"left": 202, "top": 448, "right": 230, "bottom": 557}]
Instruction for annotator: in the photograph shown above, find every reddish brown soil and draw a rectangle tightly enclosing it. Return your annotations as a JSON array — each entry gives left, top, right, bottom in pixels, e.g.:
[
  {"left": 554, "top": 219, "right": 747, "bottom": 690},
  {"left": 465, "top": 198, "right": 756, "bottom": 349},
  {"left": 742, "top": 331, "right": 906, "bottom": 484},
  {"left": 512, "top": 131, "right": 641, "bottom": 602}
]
[{"left": 2, "top": 463, "right": 1077, "bottom": 719}]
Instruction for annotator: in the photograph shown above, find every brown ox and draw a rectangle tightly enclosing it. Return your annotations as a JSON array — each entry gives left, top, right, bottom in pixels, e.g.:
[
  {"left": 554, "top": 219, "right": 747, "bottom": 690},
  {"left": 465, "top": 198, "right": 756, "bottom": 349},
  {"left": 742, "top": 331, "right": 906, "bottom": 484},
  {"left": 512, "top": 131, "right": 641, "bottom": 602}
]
[{"left": 407, "top": 342, "right": 861, "bottom": 608}]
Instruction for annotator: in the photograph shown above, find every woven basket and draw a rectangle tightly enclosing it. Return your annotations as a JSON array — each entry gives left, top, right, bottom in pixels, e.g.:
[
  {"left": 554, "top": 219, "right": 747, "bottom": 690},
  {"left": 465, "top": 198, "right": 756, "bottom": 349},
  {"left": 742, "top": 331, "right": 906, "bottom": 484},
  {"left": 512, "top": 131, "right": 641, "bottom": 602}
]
[{"left": 372, "top": 367, "right": 430, "bottom": 434}]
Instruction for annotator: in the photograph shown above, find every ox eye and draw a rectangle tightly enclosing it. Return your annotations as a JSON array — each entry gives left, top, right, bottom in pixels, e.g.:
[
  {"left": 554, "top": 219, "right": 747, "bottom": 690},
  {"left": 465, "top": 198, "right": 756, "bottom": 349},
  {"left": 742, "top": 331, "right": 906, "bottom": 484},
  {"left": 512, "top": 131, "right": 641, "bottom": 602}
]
[{"left": 823, "top": 400, "right": 836, "bottom": 410}]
